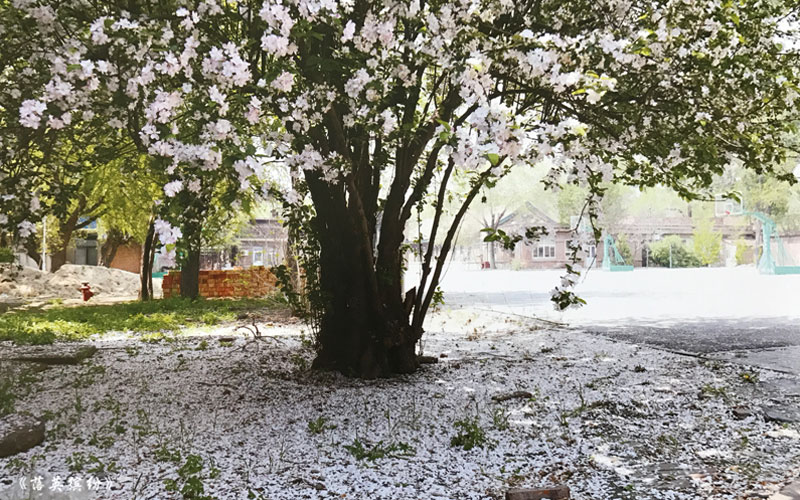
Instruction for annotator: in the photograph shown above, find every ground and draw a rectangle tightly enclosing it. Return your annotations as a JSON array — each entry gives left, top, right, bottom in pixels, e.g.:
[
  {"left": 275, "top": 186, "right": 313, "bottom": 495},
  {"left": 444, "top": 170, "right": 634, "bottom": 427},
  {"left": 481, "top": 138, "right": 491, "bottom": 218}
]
[
  {"left": 0, "top": 264, "right": 161, "bottom": 313},
  {"left": 0, "top": 266, "right": 798, "bottom": 499},
  {"left": 423, "top": 265, "right": 800, "bottom": 375}
]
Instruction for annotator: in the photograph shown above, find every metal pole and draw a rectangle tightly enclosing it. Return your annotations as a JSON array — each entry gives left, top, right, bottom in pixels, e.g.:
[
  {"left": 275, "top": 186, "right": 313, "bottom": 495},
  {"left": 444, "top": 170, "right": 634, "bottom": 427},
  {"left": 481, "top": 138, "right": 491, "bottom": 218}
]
[
  {"left": 669, "top": 243, "right": 672, "bottom": 268},
  {"left": 41, "top": 217, "right": 46, "bottom": 272}
]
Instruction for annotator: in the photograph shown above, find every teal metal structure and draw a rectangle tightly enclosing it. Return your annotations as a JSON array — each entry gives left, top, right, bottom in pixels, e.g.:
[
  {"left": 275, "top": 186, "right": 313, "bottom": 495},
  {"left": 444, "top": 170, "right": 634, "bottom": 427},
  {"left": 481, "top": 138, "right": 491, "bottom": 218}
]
[
  {"left": 602, "top": 234, "right": 634, "bottom": 272},
  {"left": 745, "top": 211, "right": 800, "bottom": 275}
]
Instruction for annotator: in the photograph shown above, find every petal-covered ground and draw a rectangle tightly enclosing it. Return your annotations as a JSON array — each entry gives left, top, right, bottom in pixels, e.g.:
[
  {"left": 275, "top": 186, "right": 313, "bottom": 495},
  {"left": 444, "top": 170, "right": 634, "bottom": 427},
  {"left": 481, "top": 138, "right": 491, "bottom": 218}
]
[{"left": 1, "top": 309, "right": 798, "bottom": 500}]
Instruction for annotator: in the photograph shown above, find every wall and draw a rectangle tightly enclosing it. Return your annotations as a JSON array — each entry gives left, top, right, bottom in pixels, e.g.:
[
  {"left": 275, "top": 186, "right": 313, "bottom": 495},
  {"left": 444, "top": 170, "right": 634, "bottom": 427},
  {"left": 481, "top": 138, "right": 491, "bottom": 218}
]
[
  {"left": 109, "top": 244, "right": 142, "bottom": 274},
  {"left": 162, "top": 266, "right": 278, "bottom": 298}
]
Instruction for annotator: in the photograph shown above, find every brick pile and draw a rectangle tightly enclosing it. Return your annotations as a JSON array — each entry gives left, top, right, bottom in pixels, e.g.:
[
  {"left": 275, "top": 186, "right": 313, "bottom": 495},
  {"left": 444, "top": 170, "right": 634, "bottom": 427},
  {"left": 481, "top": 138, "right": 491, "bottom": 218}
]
[{"left": 161, "top": 267, "right": 278, "bottom": 298}]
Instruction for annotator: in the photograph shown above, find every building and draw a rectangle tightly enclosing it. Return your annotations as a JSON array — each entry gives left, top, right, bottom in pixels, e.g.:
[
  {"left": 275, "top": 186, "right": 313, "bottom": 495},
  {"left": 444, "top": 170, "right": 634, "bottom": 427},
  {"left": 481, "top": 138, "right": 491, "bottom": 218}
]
[
  {"left": 59, "top": 219, "right": 288, "bottom": 273},
  {"left": 199, "top": 219, "right": 288, "bottom": 270},
  {"left": 469, "top": 204, "right": 760, "bottom": 270}
]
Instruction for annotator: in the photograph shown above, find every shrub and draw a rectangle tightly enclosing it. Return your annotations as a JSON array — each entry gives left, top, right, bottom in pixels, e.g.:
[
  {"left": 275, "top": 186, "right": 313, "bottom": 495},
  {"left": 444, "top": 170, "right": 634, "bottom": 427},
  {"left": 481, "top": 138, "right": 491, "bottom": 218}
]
[
  {"left": 616, "top": 234, "right": 633, "bottom": 265},
  {"left": 735, "top": 239, "right": 751, "bottom": 265},
  {"left": 0, "top": 247, "right": 14, "bottom": 264},
  {"left": 649, "top": 236, "right": 700, "bottom": 268}
]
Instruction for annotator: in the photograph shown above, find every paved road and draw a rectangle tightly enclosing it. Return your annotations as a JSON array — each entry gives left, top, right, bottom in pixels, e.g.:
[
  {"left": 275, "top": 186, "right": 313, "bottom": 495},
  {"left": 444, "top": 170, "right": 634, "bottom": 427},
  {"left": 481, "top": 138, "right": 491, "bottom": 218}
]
[{"left": 411, "top": 265, "right": 800, "bottom": 374}]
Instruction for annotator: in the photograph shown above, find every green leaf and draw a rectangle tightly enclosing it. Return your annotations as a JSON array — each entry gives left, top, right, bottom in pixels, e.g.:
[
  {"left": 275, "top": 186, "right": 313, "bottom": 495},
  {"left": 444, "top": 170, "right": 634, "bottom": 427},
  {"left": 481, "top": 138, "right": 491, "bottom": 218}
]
[
  {"left": 487, "top": 153, "right": 500, "bottom": 166},
  {"left": 435, "top": 119, "right": 451, "bottom": 132}
]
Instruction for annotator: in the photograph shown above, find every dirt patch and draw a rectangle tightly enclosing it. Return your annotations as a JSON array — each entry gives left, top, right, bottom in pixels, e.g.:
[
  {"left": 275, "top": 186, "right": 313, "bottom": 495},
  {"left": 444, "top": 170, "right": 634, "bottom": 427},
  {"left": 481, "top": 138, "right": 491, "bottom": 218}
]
[{"left": 0, "top": 264, "right": 140, "bottom": 301}]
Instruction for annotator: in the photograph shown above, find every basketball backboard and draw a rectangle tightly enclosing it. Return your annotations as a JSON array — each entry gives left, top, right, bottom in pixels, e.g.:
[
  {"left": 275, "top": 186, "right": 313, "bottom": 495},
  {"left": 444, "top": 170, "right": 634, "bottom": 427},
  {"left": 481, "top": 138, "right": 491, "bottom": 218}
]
[{"left": 714, "top": 195, "right": 744, "bottom": 216}]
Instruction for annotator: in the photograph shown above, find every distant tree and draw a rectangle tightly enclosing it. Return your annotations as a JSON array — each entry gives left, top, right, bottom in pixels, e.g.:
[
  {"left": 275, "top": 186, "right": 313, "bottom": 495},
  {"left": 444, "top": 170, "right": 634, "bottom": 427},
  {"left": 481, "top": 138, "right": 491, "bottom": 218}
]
[
  {"left": 629, "top": 187, "right": 688, "bottom": 218},
  {"left": 692, "top": 219, "right": 722, "bottom": 266},
  {"left": 469, "top": 168, "right": 549, "bottom": 268},
  {"left": 557, "top": 185, "right": 588, "bottom": 226},
  {"left": 17, "top": 134, "right": 142, "bottom": 272},
  {"left": 96, "top": 156, "right": 162, "bottom": 268},
  {"left": 479, "top": 208, "right": 513, "bottom": 269}
]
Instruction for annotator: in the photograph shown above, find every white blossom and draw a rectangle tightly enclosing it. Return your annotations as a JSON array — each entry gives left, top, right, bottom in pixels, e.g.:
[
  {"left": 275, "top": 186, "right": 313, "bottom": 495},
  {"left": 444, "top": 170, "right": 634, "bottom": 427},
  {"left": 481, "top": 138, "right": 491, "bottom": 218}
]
[
  {"left": 17, "top": 221, "right": 36, "bottom": 239},
  {"left": 342, "top": 20, "right": 356, "bottom": 42},
  {"left": 163, "top": 180, "right": 183, "bottom": 197},
  {"left": 19, "top": 100, "right": 47, "bottom": 128},
  {"left": 271, "top": 71, "right": 294, "bottom": 92}
]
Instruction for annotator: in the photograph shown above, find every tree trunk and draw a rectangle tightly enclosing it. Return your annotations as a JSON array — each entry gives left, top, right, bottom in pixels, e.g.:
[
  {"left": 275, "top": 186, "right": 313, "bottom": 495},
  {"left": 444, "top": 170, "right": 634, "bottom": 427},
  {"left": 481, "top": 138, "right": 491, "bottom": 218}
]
[
  {"left": 180, "top": 246, "right": 201, "bottom": 299},
  {"left": 50, "top": 196, "right": 97, "bottom": 273},
  {"left": 285, "top": 232, "right": 302, "bottom": 291},
  {"left": 147, "top": 260, "right": 154, "bottom": 299},
  {"left": 50, "top": 248, "right": 68, "bottom": 273},
  {"left": 24, "top": 240, "right": 42, "bottom": 268},
  {"left": 139, "top": 217, "right": 156, "bottom": 301},
  {"left": 311, "top": 222, "right": 420, "bottom": 378},
  {"left": 50, "top": 217, "right": 78, "bottom": 273},
  {"left": 488, "top": 241, "right": 496, "bottom": 269},
  {"left": 303, "top": 171, "right": 420, "bottom": 378},
  {"left": 100, "top": 229, "right": 126, "bottom": 267}
]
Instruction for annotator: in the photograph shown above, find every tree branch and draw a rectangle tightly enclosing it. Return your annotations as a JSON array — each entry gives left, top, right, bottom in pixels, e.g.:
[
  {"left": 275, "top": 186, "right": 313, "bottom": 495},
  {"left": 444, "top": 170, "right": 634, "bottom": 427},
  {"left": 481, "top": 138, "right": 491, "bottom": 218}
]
[{"left": 413, "top": 158, "right": 506, "bottom": 330}]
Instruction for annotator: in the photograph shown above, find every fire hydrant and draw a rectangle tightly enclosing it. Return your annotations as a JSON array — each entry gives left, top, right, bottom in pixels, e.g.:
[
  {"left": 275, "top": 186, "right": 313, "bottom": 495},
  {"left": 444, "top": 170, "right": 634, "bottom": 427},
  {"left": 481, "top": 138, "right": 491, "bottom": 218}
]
[{"left": 79, "top": 282, "right": 94, "bottom": 302}]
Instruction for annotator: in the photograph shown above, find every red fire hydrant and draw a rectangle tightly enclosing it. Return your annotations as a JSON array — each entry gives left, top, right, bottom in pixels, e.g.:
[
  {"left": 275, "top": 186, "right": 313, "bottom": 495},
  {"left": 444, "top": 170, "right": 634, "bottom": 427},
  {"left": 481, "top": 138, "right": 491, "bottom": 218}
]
[{"left": 79, "top": 282, "right": 94, "bottom": 302}]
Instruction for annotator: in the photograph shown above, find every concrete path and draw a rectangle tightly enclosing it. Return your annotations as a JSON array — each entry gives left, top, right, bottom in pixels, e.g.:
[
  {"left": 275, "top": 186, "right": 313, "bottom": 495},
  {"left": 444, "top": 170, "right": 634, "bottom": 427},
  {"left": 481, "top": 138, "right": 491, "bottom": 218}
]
[
  {"left": 771, "top": 481, "right": 800, "bottom": 500},
  {"left": 415, "top": 265, "right": 800, "bottom": 375}
]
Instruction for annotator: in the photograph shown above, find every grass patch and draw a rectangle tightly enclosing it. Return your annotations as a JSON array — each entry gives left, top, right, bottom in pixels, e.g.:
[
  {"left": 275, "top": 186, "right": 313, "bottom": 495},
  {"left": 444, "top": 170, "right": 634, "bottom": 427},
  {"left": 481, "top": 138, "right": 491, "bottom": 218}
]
[
  {"left": 0, "top": 364, "right": 42, "bottom": 417},
  {"left": 343, "top": 438, "right": 416, "bottom": 461},
  {"left": 307, "top": 416, "right": 336, "bottom": 435},
  {"left": 0, "top": 296, "right": 287, "bottom": 345},
  {"left": 450, "top": 417, "right": 492, "bottom": 450}
]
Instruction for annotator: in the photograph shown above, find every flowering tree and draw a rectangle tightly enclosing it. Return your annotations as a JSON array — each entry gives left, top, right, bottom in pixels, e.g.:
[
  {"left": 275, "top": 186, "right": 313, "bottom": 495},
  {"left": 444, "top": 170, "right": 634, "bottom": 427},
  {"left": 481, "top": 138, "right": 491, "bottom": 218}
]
[
  {"left": 2, "top": 0, "right": 798, "bottom": 377},
  {"left": 1, "top": 0, "right": 267, "bottom": 298}
]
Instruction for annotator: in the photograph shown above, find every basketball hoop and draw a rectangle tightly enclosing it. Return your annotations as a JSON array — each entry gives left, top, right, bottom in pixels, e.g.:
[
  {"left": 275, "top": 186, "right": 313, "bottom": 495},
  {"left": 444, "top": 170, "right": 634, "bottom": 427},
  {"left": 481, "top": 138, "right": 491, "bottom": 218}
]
[{"left": 714, "top": 195, "right": 744, "bottom": 217}]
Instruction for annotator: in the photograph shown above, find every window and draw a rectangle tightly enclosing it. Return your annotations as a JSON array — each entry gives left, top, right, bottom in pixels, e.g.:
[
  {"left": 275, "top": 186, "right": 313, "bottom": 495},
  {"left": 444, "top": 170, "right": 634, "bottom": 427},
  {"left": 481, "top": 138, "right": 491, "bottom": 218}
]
[
  {"left": 586, "top": 244, "right": 597, "bottom": 259},
  {"left": 252, "top": 249, "right": 264, "bottom": 266},
  {"left": 534, "top": 240, "right": 556, "bottom": 259}
]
